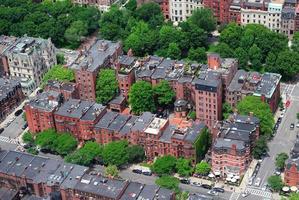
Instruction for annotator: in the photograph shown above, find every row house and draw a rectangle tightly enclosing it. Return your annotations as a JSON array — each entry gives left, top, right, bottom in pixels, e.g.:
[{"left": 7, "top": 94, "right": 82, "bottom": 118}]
[
  {"left": 211, "top": 114, "right": 260, "bottom": 176},
  {"left": 0, "top": 78, "right": 25, "bottom": 122},
  {"left": 285, "top": 158, "right": 299, "bottom": 187},
  {"left": 44, "top": 80, "right": 79, "bottom": 101},
  {"left": 25, "top": 93, "right": 207, "bottom": 162},
  {"left": 0, "top": 150, "right": 175, "bottom": 200},
  {"left": 72, "top": 39, "right": 121, "bottom": 101},
  {"left": 226, "top": 69, "right": 281, "bottom": 112},
  {"left": 0, "top": 35, "right": 17, "bottom": 76},
  {"left": 169, "top": 0, "right": 203, "bottom": 23},
  {"left": 3, "top": 36, "right": 56, "bottom": 95},
  {"left": 72, "top": 0, "right": 118, "bottom": 12}
]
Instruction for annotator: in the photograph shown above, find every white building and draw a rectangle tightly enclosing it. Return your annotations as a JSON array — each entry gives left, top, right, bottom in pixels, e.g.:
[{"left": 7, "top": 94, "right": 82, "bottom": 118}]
[
  {"left": 169, "top": 0, "right": 203, "bottom": 23},
  {"left": 4, "top": 37, "right": 56, "bottom": 95}
]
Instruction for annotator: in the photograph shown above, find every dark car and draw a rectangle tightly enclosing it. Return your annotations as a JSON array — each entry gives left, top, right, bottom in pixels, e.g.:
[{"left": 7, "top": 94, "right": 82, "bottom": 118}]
[
  {"left": 132, "top": 169, "right": 142, "bottom": 174},
  {"left": 40, "top": 148, "right": 51, "bottom": 154},
  {"left": 277, "top": 117, "right": 282, "bottom": 123},
  {"left": 22, "top": 123, "right": 28, "bottom": 130},
  {"left": 180, "top": 179, "right": 190, "bottom": 184},
  {"left": 23, "top": 143, "right": 33, "bottom": 149},
  {"left": 213, "top": 187, "right": 225, "bottom": 193},
  {"left": 14, "top": 109, "right": 23, "bottom": 116},
  {"left": 201, "top": 184, "right": 212, "bottom": 190},
  {"left": 274, "top": 123, "right": 279, "bottom": 130},
  {"left": 142, "top": 171, "right": 152, "bottom": 176},
  {"left": 291, "top": 123, "right": 295, "bottom": 130},
  {"left": 0, "top": 128, "right": 4, "bottom": 134}
]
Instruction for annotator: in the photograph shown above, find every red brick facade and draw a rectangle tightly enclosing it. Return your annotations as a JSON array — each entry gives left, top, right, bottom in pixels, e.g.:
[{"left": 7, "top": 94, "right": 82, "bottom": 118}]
[{"left": 285, "top": 160, "right": 299, "bottom": 187}]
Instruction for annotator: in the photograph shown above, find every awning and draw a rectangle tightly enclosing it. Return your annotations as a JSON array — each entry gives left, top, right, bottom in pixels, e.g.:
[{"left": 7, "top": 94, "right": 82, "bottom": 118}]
[
  {"left": 291, "top": 186, "right": 297, "bottom": 192},
  {"left": 231, "top": 178, "right": 237, "bottom": 183},
  {"left": 226, "top": 177, "right": 231, "bottom": 181},
  {"left": 214, "top": 171, "right": 221, "bottom": 176},
  {"left": 282, "top": 186, "right": 290, "bottom": 192}
]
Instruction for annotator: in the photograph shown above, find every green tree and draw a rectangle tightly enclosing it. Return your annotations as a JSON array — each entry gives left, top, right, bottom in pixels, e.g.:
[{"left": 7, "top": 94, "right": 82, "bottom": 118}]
[
  {"left": 289, "top": 193, "right": 299, "bottom": 200},
  {"left": 179, "top": 22, "right": 208, "bottom": 50},
  {"left": 125, "top": 0, "right": 137, "bottom": 12},
  {"left": 271, "top": 50, "right": 299, "bottom": 81},
  {"left": 176, "top": 158, "right": 193, "bottom": 177},
  {"left": 64, "top": 20, "right": 88, "bottom": 49},
  {"left": 249, "top": 44, "right": 262, "bottom": 71},
  {"left": 153, "top": 80, "right": 175, "bottom": 107},
  {"left": 22, "top": 132, "right": 34, "bottom": 144},
  {"left": 188, "top": 8, "right": 216, "bottom": 33},
  {"left": 265, "top": 52, "right": 277, "bottom": 70},
  {"left": 65, "top": 141, "right": 103, "bottom": 166},
  {"left": 56, "top": 53, "right": 65, "bottom": 65},
  {"left": 188, "top": 47, "right": 206, "bottom": 63},
  {"left": 176, "top": 191, "right": 189, "bottom": 200},
  {"left": 105, "top": 165, "right": 119, "bottom": 177},
  {"left": 124, "top": 21, "right": 158, "bottom": 56},
  {"left": 222, "top": 102, "right": 233, "bottom": 119},
  {"left": 252, "top": 136, "right": 269, "bottom": 159},
  {"left": 95, "top": 69, "right": 118, "bottom": 105},
  {"left": 102, "top": 140, "right": 129, "bottom": 167},
  {"left": 27, "top": 147, "right": 38, "bottom": 155},
  {"left": 235, "top": 47, "right": 248, "bottom": 69},
  {"left": 187, "top": 111, "right": 196, "bottom": 120},
  {"left": 275, "top": 152, "right": 289, "bottom": 171},
  {"left": 213, "top": 43, "right": 235, "bottom": 58},
  {"left": 152, "top": 155, "right": 177, "bottom": 176},
  {"left": 194, "top": 128, "right": 211, "bottom": 161},
  {"left": 166, "top": 42, "right": 181, "bottom": 59},
  {"left": 155, "top": 176, "right": 180, "bottom": 192},
  {"left": 129, "top": 81, "right": 156, "bottom": 115},
  {"left": 237, "top": 96, "right": 274, "bottom": 136},
  {"left": 127, "top": 145, "right": 146, "bottom": 163},
  {"left": 219, "top": 23, "right": 243, "bottom": 49},
  {"left": 42, "top": 65, "right": 75, "bottom": 87},
  {"left": 52, "top": 133, "right": 78, "bottom": 156},
  {"left": 267, "top": 175, "right": 283, "bottom": 192},
  {"left": 135, "top": 2, "right": 164, "bottom": 28},
  {"left": 292, "top": 31, "right": 299, "bottom": 53},
  {"left": 35, "top": 129, "right": 57, "bottom": 149},
  {"left": 159, "top": 25, "right": 182, "bottom": 49},
  {"left": 195, "top": 161, "right": 211, "bottom": 175},
  {"left": 99, "top": 6, "right": 128, "bottom": 41}
]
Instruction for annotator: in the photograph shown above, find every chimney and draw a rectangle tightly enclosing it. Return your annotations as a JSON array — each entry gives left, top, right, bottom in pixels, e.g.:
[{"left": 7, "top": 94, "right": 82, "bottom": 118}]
[
  {"left": 231, "top": 144, "right": 237, "bottom": 156},
  {"left": 127, "top": 48, "right": 133, "bottom": 57},
  {"left": 207, "top": 53, "right": 221, "bottom": 70},
  {"left": 98, "top": 41, "right": 108, "bottom": 51}
]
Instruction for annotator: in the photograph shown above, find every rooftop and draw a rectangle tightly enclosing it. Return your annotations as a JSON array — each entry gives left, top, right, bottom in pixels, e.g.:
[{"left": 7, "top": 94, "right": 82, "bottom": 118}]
[
  {"left": 46, "top": 80, "right": 77, "bottom": 93},
  {"left": 0, "top": 35, "right": 17, "bottom": 55},
  {"left": 107, "top": 114, "right": 131, "bottom": 132},
  {"left": 119, "top": 116, "right": 138, "bottom": 135},
  {"left": 0, "top": 78, "right": 22, "bottom": 102},
  {"left": 55, "top": 99, "right": 95, "bottom": 119},
  {"left": 253, "top": 72, "right": 281, "bottom": 99},
  {"left": 27, "top": 91, "right": 62, "bottom": 112},
  {"left": 131, "top": 112, "right": 155, "bottom": 132},
  {"left": 109, "top": 95, "right": 126, "bottom": 105},
  {"left": 74, "top": 40, "right": 121, "bottom": 72},
  {"left": 193, "top": 70, "right": 221, "bottom": 92},
  {"left": 95, "top": 111, "right": 119, "bottom": 129},
  {"left": 7, "top": 36, "right": 49, "bottom": 55},
  {"left": 214, "top": 138, "right": 246, "bottom": 150},
  {"left": 144, "top": 117, "right": 168, "bottom": 135}
]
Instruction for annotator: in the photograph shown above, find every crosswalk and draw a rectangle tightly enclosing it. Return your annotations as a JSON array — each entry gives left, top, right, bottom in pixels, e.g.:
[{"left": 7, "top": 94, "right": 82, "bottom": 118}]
[
  {"left": 245, "top": 187, "right": 272, "bottom": 199},
  {"left": 229, "top": 192, "right": 240, "bottom": 200},
  {"left": 0, "top": 136, "right": 18, "bottom": 144}
]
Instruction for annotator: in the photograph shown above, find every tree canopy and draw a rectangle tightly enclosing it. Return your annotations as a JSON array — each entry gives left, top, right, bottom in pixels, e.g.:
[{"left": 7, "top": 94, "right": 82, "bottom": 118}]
[
  {"left": 275, "top": 152, "right": 289, "bottom": 171},
  {"left": 42, "top": 65, "right": 75, "bottom": 87},
  {"left": 102, "top": 140, "right": 129, "bottom": 167},
  {"left": 127, "top": 145, "right": 146, "bottom": 163},
  {"left": 155, "top": 176, "right": 180, "bottom": 192},
  {"left": 65, "top": 141, "right": 103, "bottom": 166},
  {"left": 252, "top": 136, "right": 268, "bottom": 159},
  {"left": 237, "top": 96, "right": 274, "bottom": 136},
  {"left": 22, "top": 132, "right": 34, "bottom": 144},
  {"left": 195, "top": 161, "right": 211, "bottom": 175},
  {"left": 153, "top": 80, "right": 176, "bottom": 108},
  {"left": 96, "top": 69, "right": 118, "bottom": 105},
  {"left": 176, "top": 158, "right": 193, "bottom": 177},
  {"left": 129, "top": 81, "right": 156, "bottom": 115},
  {"left": 267, "top": 175, "right": 283, "bottom": 192},
  {"left": 0, "top": 0, "right": 100, "bottom": 48},
  {"left": 105, "top": 165, "right": 119, "bottom": 178},
  {"left": 152, "top": 155, "right": 177, "bottom": 176}
]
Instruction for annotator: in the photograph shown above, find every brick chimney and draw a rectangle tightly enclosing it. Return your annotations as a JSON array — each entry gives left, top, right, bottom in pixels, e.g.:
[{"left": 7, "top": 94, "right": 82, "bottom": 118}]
[
  {"left": 231, "top": 144, "right": 237, "bottom": 156},
  {"left": 207, "top": 53, "right": 221, "bottom": 70}
]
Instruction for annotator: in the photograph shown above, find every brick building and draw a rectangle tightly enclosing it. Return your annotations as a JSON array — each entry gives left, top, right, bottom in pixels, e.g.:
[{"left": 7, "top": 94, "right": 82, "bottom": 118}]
[
  {"left": 25, "top": 91, "right": 62, "bottom": 133},
  {"left": 285, "top": 158, "right": 299, "bottom": 187},
  {"left": 44, "top": 80, "right": 79, "bottom": 101},
  {"left": 0, "top": 150, "right": 175, "bottom": 200},
  {"left": 72, "top": 0, "right": 118, "bottom": 12},
  {"left": 72, "top": 40, "right": 121, "bottom": 101},
  {"left": 226, "top": 69, "right": 281, "bottom": 112},
  {"left": 211, "top": 114, "right": 260, "bottom": 176},
  {"left": 0, "top": 78, "right": 25, "bottom": 122},
  {"left": 0, "top": 35, "right": 18, "bottom": 77}
]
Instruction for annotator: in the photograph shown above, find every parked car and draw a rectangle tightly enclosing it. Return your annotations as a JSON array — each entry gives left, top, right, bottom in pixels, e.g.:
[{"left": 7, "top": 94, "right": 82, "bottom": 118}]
[
  {"left": 0, "top": 128, "right": 4, "bottom": 134},
  {"left": 132, "top": 169, "right": 142, "bottom": 174},
  {"left": 248, "top": 177, "right": 253, "bottom": 186},
  {"left": 296, "top": 123, "right": 299, "bottom": 128},
  {"left": 274, "top": 123, "right": 279, "bottom": 131},
  {"left": 277, "top": 117, "right": 282, "bottom": 123},
  {"left": 291, "top": 123, "right": 295, "bottom": 130},
  {"left": 180, "top": 178, "right": 190, "bottom": 185},
  {"left": 262, "top": 183, "right": 268, "bottom": 191},
  {"left": 23, "top": 144, "right": 33, "bottom": 149},
  {"left": 241, "top": 191, "right": 250, "bottom": 198},
  {"left": 142, "top": 171, "right": 152, "bottom": 176},
  {"left": 274, "top": 169, "right": 281, "bottom": 175},
  {"left": 213, "top": 187, "right": 224, "bottom": 193},
  {"left": 14, "top": 109, "right": 23, "bottom": 116},
  {"left": 207, "top": 190, "right": 218, "bottom": 196},
  {"left": 201, "top": 184, "right": 212, "bottom": 190},
  {"left": 254, "top": 177, "right": 261, "bottom": 187},
  {"left": 22, "top": 123, "right": 28, "bottom": 130},
  {"left": 280, "top": 113, "right": 285, "bottom": 118},
  {"left": 191, "top": 182, "right": 201, "bottom": 187}
]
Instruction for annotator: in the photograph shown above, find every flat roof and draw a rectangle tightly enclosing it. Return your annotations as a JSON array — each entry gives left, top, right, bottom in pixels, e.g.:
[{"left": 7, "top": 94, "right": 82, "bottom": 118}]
[
  {"left": 95, "top": 111, "right": 119, "bottom": 129},
  {"left": 55, "top": 99, "right": 94, "bottom": 119},
  {"left": 144, "top": 118, "right": 168, "bottom": 135}
]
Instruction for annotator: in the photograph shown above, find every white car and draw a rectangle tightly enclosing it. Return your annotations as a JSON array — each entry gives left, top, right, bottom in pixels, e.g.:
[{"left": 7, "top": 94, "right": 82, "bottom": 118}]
[
  {"left": 248, "top": 178, "right": 253, "bottom": 186},
  {"left": 241, "top": 191, "right": 250, "bottom": 198},
  {"left": 280, "top": 113, "right": 285, "bottom": 118},
  {"left": 207, "top": 190, "right": 218, "bottom": 196},
  {"left": 296, "top": 123, "right": 299, "bottom": 128},
  {"left": 254, "top": 177, "right": 261, "bottom": 187}
]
